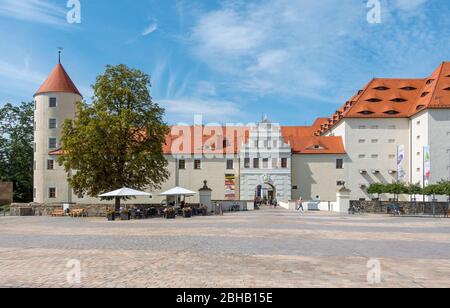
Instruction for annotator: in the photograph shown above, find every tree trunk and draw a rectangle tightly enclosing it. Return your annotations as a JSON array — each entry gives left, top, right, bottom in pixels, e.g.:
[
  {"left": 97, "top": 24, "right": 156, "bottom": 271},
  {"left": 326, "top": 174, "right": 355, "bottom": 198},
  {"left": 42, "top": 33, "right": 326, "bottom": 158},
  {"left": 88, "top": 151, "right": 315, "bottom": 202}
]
[{"left": 115, "top": 197, "right": 121, "bottom": 212}]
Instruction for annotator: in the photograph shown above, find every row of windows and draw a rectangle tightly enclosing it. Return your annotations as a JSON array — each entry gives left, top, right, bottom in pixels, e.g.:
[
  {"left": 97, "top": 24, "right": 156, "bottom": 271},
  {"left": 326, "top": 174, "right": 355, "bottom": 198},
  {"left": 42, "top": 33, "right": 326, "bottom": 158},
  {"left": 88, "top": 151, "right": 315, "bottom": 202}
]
[
  {"left": 358, "top": 139, "right": 396, "bottom": 144},
  {"left": 358, "top": 154, "right": 396, "bottom": 159},
  {"left": 358, "top": 125, "right": 397, "bottom": 130},
  {"left": 33, "top": 138, "right": 58, "bottom": 151},
  {"left": 34, "top": 118, "right": 58, "bottom": 131},
  {"left": 244, "top": 158, "right": 289, "bottom": 169},
  {"left": 178, "top": 159, "right": 235, "bottom": 170},
  {"left": 34, "top": 98, "right": 58, "bottom": 110},
  {"left": 34, "top": 159, "right": 56, "bottom": 170}
]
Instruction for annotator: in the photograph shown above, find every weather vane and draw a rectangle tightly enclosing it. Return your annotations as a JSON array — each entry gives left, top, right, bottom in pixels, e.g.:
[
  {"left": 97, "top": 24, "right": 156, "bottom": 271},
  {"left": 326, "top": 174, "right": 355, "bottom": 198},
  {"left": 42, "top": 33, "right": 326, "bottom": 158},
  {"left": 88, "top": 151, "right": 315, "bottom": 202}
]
[{"left": 57, "top": 47, "right": 64, "bottom": 64}]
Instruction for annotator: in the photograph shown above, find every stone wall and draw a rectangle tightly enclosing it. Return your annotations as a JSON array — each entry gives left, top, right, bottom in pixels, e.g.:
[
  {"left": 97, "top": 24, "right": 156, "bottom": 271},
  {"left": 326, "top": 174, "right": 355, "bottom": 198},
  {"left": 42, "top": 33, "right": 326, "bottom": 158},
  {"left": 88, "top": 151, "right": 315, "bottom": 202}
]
[
  {"left": 10, "top": 203, "right": 173, "bottom": 217},
  {"left": 350, "top": 200, "right": 450, "bottom": 215},
  {"left": 0, "top": 182, "right": 13, "bottom": 205}
]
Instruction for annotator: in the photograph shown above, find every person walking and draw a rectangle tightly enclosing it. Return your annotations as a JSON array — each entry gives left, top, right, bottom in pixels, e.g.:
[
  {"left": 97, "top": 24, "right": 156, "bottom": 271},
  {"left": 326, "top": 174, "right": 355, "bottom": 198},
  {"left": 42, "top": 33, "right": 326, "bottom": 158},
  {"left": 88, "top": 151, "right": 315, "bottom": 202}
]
[
  {"left": 297, "top": 198, "right": 304, "bottom": 215},
  {"left": 273, "top": 197, "right": 278, "bottom": 209}
]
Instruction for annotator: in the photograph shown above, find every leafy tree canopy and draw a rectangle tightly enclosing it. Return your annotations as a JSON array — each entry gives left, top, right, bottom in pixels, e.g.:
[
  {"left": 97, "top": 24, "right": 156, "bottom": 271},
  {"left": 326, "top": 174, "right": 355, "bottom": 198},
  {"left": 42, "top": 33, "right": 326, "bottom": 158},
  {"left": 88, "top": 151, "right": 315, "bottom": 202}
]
[
  {"left": 59, "top": 64, "right": 170, "bottom": 198},
  {"left": 0, "top": 102, "right": 34, "bottom": 202}
]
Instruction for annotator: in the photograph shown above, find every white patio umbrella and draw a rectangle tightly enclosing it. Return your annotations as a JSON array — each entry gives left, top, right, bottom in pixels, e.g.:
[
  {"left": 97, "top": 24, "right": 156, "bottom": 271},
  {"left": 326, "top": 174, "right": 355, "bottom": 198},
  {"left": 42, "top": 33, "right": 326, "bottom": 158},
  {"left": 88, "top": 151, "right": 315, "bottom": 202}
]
[
  {"left": 99, "top": 187, "right": 152, "bottom": 211},
  {"left": 159, "top": 187, "right": 196, "bottom": 207}
]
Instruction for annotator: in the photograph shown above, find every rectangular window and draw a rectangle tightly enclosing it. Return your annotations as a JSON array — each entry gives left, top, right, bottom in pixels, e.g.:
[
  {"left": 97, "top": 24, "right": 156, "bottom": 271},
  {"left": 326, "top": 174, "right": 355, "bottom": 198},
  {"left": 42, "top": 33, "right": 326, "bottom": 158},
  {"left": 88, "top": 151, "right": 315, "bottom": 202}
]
[
  {"left": 372, "top": 154, "right": 379, "bottom": 159},
  {"left": 226, "top": 160, "right": 234, "bottom": 170},
  {"left": 292, "top": 186, "right": 298, "bottom": 190},
  {"left": 48, "top": 138, "right": 57, "bottom": 149},
  {"left": 34, "top": 101, "right": 37, "bottom": 110},
  {"left": 336, "top": 159, "right": 344, "bottom": 169},
  {"left": 253, "top": 158, "right": 260, "bottom": 169},
  {"left": 49, "top": 118, "right": 57, "bottom": 129},
  {"left": 194, "top": 160, "right": 202, "bottom": 170},
  {"left": 244, "top": 158, "right": 250, "bottom": 169},
  {"left": 33, "top": 160, "right": 36, "bottom": 170},
  {"left": 358, "top": 139, "right": 366, "bottom": 143},
  {"left": 417, "top": 135, "right": 421, "bottom": 140},
  {"left": 34, "top": 121, "right": 36, "bottom": 131},
  {"left": 371, "top": 139, "right": 378, "bottom": 143},
  {"left": 33, "top": 188, "right": 36, "bottom": 199},
  {"left": 388, "top": 139, "right": 395, "bottom": 143},
  {"left": 47, "top": 159, "right": 55, "bottom": 170},
  {"left": 359, "top": 125, "right": 366, "bottom": 129},
  {"left": 371, "top": 125, "right": 379, "bottom": 129},
  {"left": 272, "top": 158, "right": 278, "bottom": 169},
  {"left": 178, "top": 160, "right": 186, "bottom": 170},
  {"left": 34, "top": 143, "right": 36, "bottom": 153},
  {"left": 48, "top": 187, "right": 56, "bottom": 199},
  {"left": 389, "top": 154, "right": 396, "bottom": 159},
  {"left": 273, "top": 140, "right": 278, "bottom": 148},
  {"left": 49, "top": 97, "right": 57, "bottom": 108},
  {"left": 262, "top": 158, "right": 269, "bottom": 169},
  {"left": 358, "top": 154, "right": 366, "bottom": 159},
  {"left": 337, "top": 181, "right": 345, "bottom": 186},
  {"left": 281, "top": 158, "right": 288, "bottom": 169}
]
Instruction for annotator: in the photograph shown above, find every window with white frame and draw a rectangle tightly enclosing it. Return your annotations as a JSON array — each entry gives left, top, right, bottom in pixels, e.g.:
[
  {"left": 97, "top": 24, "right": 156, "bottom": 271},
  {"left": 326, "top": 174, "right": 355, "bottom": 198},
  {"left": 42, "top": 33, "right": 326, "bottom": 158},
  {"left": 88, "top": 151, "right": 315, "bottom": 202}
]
[
  {"left": 49, "top": 118, "right": 57, "bottom": 129},
  {"left": 48, "top": 187, "right": 56, "bottom": 198}
]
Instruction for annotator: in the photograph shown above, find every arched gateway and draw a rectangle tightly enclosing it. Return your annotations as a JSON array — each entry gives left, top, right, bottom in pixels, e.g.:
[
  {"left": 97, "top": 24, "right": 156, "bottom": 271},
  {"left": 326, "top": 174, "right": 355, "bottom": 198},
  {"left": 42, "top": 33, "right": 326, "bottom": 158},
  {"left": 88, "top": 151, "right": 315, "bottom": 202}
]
[{"left": 239, "top": 118, "right": 292, "bottom": 203}]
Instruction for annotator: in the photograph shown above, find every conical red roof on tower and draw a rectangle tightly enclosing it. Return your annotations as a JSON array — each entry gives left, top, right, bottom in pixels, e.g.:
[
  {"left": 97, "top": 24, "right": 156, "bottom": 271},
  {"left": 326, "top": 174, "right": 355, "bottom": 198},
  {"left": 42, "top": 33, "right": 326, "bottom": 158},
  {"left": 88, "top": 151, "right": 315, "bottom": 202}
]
[{"left": 34, "top": 63, "right": 82, "bottom": 97}]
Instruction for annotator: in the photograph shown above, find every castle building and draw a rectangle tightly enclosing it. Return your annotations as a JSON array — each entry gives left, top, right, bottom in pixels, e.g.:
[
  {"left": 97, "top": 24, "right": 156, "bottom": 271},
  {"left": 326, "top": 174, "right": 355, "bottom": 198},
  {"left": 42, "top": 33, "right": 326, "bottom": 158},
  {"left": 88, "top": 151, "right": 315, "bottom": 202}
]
[{"left": 33, "top": 61, "right": 450, "bottom": 209}]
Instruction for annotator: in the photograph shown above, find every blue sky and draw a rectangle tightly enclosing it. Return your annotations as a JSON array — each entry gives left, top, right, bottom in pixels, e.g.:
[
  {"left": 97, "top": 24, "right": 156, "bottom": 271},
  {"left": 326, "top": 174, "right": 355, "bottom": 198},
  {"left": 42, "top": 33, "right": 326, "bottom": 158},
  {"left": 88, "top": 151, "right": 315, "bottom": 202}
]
[{"left": 0, "top": 0, "right": 449, "bottom": 125}]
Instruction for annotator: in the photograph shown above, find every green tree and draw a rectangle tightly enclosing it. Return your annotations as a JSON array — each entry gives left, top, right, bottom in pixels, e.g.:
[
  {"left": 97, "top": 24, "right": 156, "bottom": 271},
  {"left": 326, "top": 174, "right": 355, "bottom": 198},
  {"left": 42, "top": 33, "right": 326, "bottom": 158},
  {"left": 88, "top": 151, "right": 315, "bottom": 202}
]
[
  {"left": 423, "top": 184, "right": 443, "bottom": 200},
  {"left": 367, "top": 183, "right": 386, "bottom": 200},
  {"left": 386, "top": 182, "right": 407, "bottom": 201},
  {"left": 0, "top": 102, "right": 34, "bottom": 202},
  {"left": 405, "top": 183, "right": 423, "bottom": 200},
  {"left": 59, "top": 64, "right": 170, "bottom": 203}
]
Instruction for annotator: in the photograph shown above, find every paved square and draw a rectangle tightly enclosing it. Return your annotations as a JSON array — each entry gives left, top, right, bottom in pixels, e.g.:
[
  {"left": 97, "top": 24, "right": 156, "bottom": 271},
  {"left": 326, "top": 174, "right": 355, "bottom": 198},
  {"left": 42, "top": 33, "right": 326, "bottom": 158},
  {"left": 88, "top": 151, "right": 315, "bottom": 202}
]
[{"left": 0, "top": 209, "right": 449, "bottom": 288}]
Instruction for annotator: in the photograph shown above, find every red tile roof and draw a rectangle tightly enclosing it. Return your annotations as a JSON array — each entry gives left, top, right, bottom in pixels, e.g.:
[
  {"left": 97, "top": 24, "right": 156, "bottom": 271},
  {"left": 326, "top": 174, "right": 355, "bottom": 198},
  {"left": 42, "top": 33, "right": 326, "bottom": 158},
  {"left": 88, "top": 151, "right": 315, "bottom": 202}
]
[
  {"left": 318, "top": 62, "right": 450, "bottom": 135},
  {"left": 35, "top": 64, "right": 82, "bottom": 97}
]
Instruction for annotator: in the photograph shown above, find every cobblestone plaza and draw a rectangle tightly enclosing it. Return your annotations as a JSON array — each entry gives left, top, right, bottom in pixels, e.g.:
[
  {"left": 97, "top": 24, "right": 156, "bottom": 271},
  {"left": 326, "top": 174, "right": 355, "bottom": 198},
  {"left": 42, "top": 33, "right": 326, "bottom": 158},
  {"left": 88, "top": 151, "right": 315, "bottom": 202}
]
[{"left": 0, "top": 209, "right": 449, "bottom": 288}]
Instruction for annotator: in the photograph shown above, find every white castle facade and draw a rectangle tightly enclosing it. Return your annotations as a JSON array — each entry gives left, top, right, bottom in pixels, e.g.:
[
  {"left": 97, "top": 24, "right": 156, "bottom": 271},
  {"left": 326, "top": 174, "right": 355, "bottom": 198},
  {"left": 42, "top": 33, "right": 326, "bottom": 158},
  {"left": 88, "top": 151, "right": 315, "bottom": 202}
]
[{"left": 33, "top": 61, "right": 450, "bottom": 209}]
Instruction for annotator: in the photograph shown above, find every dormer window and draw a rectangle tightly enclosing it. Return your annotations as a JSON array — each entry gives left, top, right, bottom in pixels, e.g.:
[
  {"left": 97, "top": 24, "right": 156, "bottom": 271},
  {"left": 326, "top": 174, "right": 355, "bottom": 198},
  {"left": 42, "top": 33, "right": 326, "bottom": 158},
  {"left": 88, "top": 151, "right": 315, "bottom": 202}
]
[
  {"left": 358, "top": 110, "right": 375, "bottom": 115},
  {"left": 416, "top": 105, "right": 425, "bottom": 111},
  {"left": 374, "top": 86, "right": 390, "bottom": 91},
  {"left": 390, "top": 98, "right": 407, "bottom": 103},
  {"left": 426, "top": 79, "right": 435, "bottom": 85},
  {"left": 421, "top": 92, "right": 430, "bottom": 97},
  {"left": 443, "top": 87, "right": 450, "bottom": 91},
  {"left": 357, "top": 90, "right": 364, "bottom": 95},
  {"left": 400, "top": 86, "right": 417, "bottom": 91},
  {"left": 384, "top": 110, "right": 400, "bottom": 115},
  {"left": 366, "top": 98, "right": 382, "bottom": 103}
]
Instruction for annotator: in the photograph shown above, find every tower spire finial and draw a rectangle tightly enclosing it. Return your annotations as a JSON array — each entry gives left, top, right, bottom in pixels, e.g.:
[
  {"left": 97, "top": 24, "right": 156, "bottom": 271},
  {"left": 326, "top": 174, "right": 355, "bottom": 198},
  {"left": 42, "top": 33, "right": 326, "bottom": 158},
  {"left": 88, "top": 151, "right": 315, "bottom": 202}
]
[{"left": 57, "top": 47, "right": 63, "bottom": 64}]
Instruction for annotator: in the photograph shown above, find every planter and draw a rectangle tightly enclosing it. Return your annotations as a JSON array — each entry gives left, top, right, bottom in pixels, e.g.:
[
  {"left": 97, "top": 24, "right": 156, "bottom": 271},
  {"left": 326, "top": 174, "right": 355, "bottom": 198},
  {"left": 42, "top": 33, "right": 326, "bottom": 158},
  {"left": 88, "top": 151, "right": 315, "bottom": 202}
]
[
  {"left": 183, "top": 212, "right": 192, "bottom": 218},
  {"left": 107, "top": 214, "right": 115, "bottom": 221},
  {"left": 120, "top": 213, "right": 130, "bottom": 221},
  {"left": 165, "top": 213, "right": 176, "bottom": 219}
]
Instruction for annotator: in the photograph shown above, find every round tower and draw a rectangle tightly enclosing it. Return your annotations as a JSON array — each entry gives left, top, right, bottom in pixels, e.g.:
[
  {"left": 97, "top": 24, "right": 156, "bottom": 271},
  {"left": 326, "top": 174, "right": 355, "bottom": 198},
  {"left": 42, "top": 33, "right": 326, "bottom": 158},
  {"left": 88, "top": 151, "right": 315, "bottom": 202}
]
[{"left": 33, "top": 60, "right": 82, "bottom": 204}]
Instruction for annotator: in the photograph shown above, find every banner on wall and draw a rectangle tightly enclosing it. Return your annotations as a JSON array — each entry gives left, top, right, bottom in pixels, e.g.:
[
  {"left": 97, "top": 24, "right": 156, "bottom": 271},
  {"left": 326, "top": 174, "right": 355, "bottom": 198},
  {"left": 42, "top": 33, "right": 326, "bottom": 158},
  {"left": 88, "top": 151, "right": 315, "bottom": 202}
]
[
  {"left": 225, "top": 175, "right": 236, "bottom": 198},
  {"left": 397, "top": 145, "right": 406, "bottom": 182},
  {"left": 424, "top": 145, "right": 431, "bottom": 186}
]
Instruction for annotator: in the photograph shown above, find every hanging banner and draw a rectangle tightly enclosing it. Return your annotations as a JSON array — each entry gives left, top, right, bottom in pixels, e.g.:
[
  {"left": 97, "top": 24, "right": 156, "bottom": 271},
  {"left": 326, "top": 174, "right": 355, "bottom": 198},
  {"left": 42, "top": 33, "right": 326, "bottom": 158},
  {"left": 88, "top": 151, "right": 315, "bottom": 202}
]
[
  {"left": 397, "top": 145, "right": 406, "bottom": 182},
  {"left": 424, "top": 145, "right": 431, "bottom": 186},
  {"left": 225, "top": 174, "right": 236, "bottom": 198}
]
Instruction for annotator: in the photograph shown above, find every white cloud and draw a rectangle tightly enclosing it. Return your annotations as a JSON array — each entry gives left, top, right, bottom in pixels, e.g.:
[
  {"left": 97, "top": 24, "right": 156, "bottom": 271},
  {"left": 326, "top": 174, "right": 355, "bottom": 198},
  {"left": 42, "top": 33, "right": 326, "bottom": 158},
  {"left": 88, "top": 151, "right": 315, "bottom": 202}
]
[
  {"left": 0, "top": 0, "right": 66, "bottom": 26},
  {"left": 394, "top": 0, "right": 427, "bottom": 11},
  {"left": 187, "top": 0, "right": 446, "bottom": 106},
  {"left": 0, "top": 59, "right": 44, "bottom": 85},
  {"left": 142, "top": 20, "right": 158, "bottom": 36},
  {"left": 158, "top": 98, "right": 243, "bottom": 123}
]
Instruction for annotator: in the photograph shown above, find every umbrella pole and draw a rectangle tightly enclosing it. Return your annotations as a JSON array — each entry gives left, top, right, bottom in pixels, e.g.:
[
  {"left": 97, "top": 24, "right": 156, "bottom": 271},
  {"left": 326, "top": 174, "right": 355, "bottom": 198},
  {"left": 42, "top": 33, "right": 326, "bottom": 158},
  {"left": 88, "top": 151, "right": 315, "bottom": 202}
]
[{"left": 115, "top": 197, "right": 121, "bottom": 212}]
